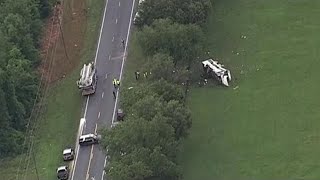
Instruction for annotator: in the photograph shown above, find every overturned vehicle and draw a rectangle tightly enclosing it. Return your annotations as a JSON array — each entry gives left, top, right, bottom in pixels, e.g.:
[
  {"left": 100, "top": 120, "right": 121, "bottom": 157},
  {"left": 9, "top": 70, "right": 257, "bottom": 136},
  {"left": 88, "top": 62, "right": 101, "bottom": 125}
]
[{"left": 201, "top": 59, "right": 231, "bottom": 87}]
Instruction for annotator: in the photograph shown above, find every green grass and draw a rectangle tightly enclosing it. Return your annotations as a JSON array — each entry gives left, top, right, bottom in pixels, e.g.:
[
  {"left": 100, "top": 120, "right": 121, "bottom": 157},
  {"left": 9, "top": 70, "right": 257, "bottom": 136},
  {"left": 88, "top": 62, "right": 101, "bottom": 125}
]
[
  {"left": 181, "top": 0, "right": 320, "bottom": 179},
  {"left": 0, "top": 0, "right": 105, "bottom": 179},
  {"left": 121, "top": 32, "right": 145, "bottom": 88}
]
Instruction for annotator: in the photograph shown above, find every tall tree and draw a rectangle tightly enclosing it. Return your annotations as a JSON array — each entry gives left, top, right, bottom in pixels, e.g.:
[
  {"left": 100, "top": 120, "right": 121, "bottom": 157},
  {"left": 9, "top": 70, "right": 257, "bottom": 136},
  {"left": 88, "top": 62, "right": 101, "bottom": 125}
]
[
  {"left": 137, "top": 19, "right": 204, "bottom": 66},
  {"left": 149, "top": 79, "right": 185, "bottom": 103},
  {"left": 102, "top": 116, "right": 181, "bottom": 180},
  {"left": 163, "top": 100, "right": 192, "bottom": 139},
  {"left": 0, "top": 0, "right": 46, "bottom": 157},
  {"left": 135, "top": 0, "right": 212, "bottom": 27}
]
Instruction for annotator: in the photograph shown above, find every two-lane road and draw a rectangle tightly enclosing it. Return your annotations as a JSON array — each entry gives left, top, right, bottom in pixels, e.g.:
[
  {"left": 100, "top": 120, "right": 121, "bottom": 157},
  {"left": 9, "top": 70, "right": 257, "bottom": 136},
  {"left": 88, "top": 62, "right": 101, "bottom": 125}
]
[{"left": 71, "top": 0, "right": 136, "bottom": 179}]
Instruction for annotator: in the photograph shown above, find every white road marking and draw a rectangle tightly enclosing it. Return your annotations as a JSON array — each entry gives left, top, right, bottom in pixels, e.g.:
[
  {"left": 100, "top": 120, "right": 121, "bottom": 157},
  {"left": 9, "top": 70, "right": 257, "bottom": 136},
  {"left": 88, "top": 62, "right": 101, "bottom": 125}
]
[
  {"left": 70, "top": 118, "right": 86, "bottom": 180},
  {"left": 115, "top": 18, "right": 118, "bottom": 24},
  {"left": 102, "top": 92, "right": 104, "bottom": 98},
  {"left": 119, "top": 1, "right": 121, "bottom": 6},
  {"left": 105, "top": 73, "right": 108, "bottom": 79},
  {"left": 86, "top": 124, "right": 98, "bottom": 180},
  {"left": 112, "top": 0, "right": 136, "bottom": 124},
  {"left": 98, "top": 112, "right": 101, "bottom": 119},
  {"left": 70, "top": 0, "right": 109, "bottom": 179},
  {"left": 104, "top": 156, "right": 107, "bottom": 167},
  {"left": 109, "top": 55, "right": 111, "bottom": 60},
  {"left": 112, "top": 36, "right": 114, "bottom": 42},
  {"left": 84, "top": 96, "right": 90, "bottom": 117},
  {"left": 86, "top": 146, "right": 94, "bottom": 180},
  {"left": 101, "top": 171, "right": 106, "bottom": 180}
]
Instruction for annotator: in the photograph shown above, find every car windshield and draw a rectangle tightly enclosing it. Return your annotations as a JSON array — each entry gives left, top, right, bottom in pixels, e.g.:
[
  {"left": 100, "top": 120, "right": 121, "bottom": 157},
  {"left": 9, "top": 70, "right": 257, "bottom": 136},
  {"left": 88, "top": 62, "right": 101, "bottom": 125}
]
[
  {"left": 57, "top": 170, "right": 66, "bottom": 176},
  {"left": 85, "top": 137, "right": 94, "bottom": 141}
]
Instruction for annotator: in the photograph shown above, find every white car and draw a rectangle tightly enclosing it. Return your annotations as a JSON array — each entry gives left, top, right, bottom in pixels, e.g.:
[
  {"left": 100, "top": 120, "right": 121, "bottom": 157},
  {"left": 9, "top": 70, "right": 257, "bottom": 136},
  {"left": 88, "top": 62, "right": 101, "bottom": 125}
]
[
  {"left": 62, "top": 148, "right": 74, "bottom": 161},
  {"left": 79, "top": 133, "right": 101, "bottom": 146}
]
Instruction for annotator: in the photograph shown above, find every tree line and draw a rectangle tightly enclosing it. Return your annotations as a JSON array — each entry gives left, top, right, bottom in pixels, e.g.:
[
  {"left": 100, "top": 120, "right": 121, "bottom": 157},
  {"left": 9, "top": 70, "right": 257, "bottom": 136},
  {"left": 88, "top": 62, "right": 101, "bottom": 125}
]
[
  {"left": 0, "top": 0, "right": 53, "bottom": 157},
  {"left": 101, "top": 0, "right": 212, "bottom": 179}
]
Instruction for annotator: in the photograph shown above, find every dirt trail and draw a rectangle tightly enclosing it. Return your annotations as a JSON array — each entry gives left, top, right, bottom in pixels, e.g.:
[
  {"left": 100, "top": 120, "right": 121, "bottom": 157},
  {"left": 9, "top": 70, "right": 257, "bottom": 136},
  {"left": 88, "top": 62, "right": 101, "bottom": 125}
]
[{"left": 39, "top": 0, "right": 87, "bottom": 84}]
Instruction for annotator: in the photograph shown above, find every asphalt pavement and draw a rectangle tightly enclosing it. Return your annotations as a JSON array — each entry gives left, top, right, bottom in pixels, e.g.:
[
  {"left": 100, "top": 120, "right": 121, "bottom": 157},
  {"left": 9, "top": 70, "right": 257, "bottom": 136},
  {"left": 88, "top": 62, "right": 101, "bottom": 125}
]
[{"left": 70, "top": 0, "right": 136, "bottom": 180}]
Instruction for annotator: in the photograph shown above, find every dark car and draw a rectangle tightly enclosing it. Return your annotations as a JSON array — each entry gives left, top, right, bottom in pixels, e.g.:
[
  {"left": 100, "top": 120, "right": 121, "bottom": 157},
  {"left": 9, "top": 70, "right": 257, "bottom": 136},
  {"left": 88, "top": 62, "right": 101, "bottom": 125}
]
[
  {"left": 57, "top": 166, "right": 69, "bottom": 180},
  {"left": 117, "top": 108, "right": 125, "bottom": 121}
]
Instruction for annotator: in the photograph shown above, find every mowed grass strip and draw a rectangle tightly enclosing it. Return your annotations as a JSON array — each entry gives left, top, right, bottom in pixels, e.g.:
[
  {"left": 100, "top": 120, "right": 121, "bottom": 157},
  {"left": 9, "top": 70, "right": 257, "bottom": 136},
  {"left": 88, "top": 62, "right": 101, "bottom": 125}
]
[
  {"left": 0, "top": 0, "right": 105, "bottom": 179},
  {"left": 181, "top": 0, "right": 320, "bottom": 179},
  {"left": 121, "top": 32, "right": 145, "bottom": 88}
]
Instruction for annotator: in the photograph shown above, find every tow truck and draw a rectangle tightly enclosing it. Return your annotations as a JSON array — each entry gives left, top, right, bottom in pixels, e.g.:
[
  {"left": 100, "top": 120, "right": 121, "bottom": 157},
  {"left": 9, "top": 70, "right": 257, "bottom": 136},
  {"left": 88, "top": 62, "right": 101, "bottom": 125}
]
[{"left": 76, "top": 62, "right": 97, "bottom": 96}]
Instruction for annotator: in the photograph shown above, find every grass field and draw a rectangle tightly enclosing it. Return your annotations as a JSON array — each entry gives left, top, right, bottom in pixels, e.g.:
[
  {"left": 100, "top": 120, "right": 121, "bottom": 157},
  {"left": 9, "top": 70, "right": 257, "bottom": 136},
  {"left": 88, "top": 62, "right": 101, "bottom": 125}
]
[
  {"left": 181, "top": 0, "right": 320, "bottom": 179},
  {"left": 0, "top": 0, "right": 105, "bottom": 179}
]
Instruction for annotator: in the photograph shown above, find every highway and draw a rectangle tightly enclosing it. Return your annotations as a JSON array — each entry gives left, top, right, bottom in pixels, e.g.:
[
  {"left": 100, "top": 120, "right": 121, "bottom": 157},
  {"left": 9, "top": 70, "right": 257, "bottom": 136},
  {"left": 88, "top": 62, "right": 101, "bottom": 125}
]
[{"left": 70, "top": 0, "right": 136, "bottom": 179}]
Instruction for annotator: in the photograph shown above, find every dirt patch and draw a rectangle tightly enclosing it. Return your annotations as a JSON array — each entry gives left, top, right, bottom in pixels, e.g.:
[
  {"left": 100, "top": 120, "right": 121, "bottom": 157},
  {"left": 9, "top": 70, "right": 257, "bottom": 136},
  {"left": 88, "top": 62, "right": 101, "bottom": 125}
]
[{"left": 39, "top": 0, "right": 87, "bottom": 84}]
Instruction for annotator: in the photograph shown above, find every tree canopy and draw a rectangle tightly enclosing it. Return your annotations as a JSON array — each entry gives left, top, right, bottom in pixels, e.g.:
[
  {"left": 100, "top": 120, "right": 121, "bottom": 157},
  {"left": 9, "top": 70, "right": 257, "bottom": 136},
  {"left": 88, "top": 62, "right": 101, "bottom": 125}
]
[
  {"left": 137, "top": 19, "right": 204, "bottom": 66},
  {"left": 135, "top": 0, "right": 212, "bottom": 27},
  {"left": 0, "top": 0, "right": 52, "bottom": 157}
]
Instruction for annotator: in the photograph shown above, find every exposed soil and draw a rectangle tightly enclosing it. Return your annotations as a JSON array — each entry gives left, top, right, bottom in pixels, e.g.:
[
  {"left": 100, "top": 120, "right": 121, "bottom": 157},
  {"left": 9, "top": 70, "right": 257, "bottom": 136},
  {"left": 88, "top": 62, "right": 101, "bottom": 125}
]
[{"left": 39, "top": 0, "right": 87, "bottom": 84}]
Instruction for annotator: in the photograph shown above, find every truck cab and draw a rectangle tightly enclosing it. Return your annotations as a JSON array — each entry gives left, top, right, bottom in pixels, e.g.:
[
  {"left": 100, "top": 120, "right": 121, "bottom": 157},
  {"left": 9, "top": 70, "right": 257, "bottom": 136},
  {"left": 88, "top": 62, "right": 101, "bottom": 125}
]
[{"left": 77, "top": 62, "right": 97, "bottom": 96}]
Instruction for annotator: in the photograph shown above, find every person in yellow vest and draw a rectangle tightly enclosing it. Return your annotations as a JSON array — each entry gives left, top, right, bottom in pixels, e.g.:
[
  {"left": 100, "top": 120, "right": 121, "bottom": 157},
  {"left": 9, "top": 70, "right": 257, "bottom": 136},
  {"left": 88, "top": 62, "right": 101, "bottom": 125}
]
[
  {"left": 116, "top": 80, "right": 120, "bottom": 87},
  {"left": 112, "top": 78, "right": 117, "bottom": 88}
]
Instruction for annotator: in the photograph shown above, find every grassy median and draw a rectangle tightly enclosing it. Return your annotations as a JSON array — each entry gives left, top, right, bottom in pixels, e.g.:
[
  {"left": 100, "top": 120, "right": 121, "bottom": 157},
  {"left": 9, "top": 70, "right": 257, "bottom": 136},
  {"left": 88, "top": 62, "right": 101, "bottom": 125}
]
[
  {"left": 181, "top": 0, "right": 320, "bottom": 179},
  {"left": 0, "top": 0, "right": 105, "bottom": 179}
]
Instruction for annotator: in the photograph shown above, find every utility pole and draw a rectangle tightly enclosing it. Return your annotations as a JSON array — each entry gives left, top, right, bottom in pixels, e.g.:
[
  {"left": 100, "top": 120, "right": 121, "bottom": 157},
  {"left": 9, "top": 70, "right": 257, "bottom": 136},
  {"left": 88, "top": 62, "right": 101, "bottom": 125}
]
[
  {"left": 58, "top": 18, "right": 70, "bottom": 62},
  {"left": 32, "top": 149, "right": 40, "bottom": 180}
]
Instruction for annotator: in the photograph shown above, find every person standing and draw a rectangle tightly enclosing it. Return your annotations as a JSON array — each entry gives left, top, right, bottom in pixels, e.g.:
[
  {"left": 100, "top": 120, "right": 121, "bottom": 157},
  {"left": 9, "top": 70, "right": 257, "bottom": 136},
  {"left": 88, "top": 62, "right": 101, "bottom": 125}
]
[
  {"left": 113, "top": 90, "right": 116, "bottom": 99},
  {"left": 113, "top": 78, "right": 117, "bottom": 88},
  {"left": 121, "top": 38, "right": 125, "bottom": 49},
  {"left": 135, "top": 71, "right": 140, "bottom": 80}
]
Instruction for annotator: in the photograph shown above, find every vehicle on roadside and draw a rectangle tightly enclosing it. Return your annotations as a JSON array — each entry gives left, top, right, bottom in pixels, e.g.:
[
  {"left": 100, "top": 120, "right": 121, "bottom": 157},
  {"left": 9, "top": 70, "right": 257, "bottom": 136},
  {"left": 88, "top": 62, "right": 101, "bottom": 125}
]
[
  {"left": 79, "top": 133, "right": 101, "bottom": 146},
  {"left": 76, "top": 62, "right": 97, "bottom": 96},
  {"left": 56, "top": 166, "right": 69, "bottom": 180},
  {"left": 111, "top": 108, "right": 125, "bottom": 128},
  {"left": 117, "top": 108, "right": 125, "bottom": 121},
  {"left": 62, "top": 148, "right": 75, "bottom": 161}
]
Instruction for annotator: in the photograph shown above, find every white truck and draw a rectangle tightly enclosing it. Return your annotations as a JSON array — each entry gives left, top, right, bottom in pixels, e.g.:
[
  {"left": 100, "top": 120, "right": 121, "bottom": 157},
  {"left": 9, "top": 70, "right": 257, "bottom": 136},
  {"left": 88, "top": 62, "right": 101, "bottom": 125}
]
[
  {"left": 77, "top": 62, "right": 97, "bottom": 95},
  {"left": 202, "top": 59, "right": 232, "bottom": 87}
]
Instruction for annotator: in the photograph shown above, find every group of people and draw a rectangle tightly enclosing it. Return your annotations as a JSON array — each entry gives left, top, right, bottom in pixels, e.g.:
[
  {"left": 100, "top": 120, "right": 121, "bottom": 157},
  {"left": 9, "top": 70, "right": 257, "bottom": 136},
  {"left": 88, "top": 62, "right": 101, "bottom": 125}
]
[{"left": 134, "top": 70, "right": 151, "bottom": 80}]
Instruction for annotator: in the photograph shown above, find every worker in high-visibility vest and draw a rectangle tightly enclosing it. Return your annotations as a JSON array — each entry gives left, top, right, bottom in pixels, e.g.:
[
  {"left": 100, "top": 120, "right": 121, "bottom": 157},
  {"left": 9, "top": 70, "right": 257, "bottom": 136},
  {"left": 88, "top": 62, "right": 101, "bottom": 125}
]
[
  {"left": 116, "top": 80, "right": 120, "bottom": 87},
  {"left": 112, "top": 79, "right": 117, "bottom": 88}
]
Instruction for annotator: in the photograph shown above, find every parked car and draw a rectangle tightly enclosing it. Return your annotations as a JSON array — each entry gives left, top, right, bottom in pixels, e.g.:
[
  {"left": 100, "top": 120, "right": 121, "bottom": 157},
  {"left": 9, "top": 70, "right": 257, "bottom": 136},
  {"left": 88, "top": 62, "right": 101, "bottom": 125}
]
[
  {"left": 62, "top": 148, "right": 74, "bottom": 161},
  {"left": 56, "top": 166, "right": 69, "bottom": 180},
  {"left": 79, "top": 133, "right": 101, "bottom": 146},
  {"left": 117, "top": 108, "right": 125, "bottom": 121}
]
